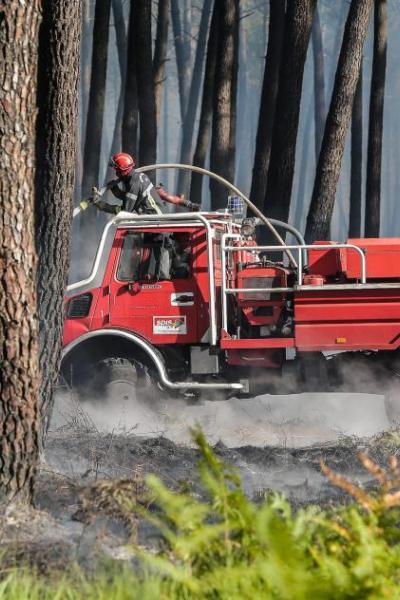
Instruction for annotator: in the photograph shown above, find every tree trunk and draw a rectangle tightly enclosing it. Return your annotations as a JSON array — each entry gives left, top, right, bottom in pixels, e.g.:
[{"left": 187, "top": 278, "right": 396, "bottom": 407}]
[
  {"left": 122, "top": 0, "right": 138, "bottom": 157},
  {"left": 134, "top": 0, "right": 157, "bottom": 168},
  {"left": 305, "top": 0, "right": 374, "bottom": 243},
  {"left": 190, "top": 1, "right": 220, "bottom": 205},
  {"left": 177, "top": 0, "right": 213, "bottom": 195},
  {"left": 209, "top": 0, "right": 239, "bottom": 210},
  {"left": 80, "top": 0, "right": 92, "bottom": 147},
  {"left": 263, "top": 0, "right": 316, "bottom": 225},
  {"left": 227, "top": 0, "right": 239, "bottom": 186},
  {"left": 294, "top": 95, "right": 313, "bottom": 230},
  {"left": 110, "top": 0, "right": 127, "bottom": 155},
  {"left": 365, "top": 0, "right": 387, "bottom": 237},
  {"left": 153, "top": 0, "right": 170, "bottom": 125},
  {"left": 171, "top": 0, "right": 191, "bottom": 123},
  {"left": 312, "top": 5, "right": 326, "bottom": 159},
  {"left": 35, "top": 0, "right": 81, "bottom": 431},
  {"left": 349, "top": 64, "right": 363, "bottom": 238},
  {"left": 81, "top": 0, "right": 111, "bottom": 197},
  {"left": 0, "top": 1, "right": 40, "bottom": 501},
  {"left": 250, "top": 0, "right": 285, "bottom": 209}
]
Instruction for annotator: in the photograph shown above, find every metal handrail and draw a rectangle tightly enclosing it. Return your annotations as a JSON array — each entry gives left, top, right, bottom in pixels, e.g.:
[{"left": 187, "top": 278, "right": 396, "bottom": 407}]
[{"left": 221, "top": 234, "right": 367, "bottom": 333}]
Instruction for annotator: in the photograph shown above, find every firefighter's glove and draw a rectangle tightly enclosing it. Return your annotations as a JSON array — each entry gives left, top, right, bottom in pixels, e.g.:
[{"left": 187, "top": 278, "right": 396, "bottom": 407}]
[
  {"left": 184, "top": 200, "right": 201, "bottom": 211},
  {"left": 91, "top": 186, "right": 103, "bottom": 204}
]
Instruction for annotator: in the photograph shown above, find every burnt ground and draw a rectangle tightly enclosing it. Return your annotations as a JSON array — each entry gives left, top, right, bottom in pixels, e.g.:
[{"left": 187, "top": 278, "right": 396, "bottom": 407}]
[{"left": 1, "top": 390, "right": 400, "bottom": 573}]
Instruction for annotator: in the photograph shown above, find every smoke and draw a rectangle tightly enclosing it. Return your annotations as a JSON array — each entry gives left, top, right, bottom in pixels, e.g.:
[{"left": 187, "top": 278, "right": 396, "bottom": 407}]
[{"left": 52, "top": 384, "right": 389, "bottom": 450}]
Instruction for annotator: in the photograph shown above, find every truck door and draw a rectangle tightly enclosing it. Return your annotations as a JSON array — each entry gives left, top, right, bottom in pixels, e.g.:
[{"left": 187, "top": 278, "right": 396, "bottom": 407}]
[{"left": 109, "top": 229, "right": 207, "bottom": 344}]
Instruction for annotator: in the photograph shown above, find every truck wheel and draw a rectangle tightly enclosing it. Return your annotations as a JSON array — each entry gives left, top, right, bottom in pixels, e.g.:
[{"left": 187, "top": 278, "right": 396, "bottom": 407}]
[{"left": 76, "top": 357, "right": 157, "bottom": 409}]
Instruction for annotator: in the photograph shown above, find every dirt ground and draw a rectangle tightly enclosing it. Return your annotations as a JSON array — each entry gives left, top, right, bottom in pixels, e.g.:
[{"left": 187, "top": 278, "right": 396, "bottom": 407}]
[{"left": 1, "top": 389, "right": 399, "bottom": 572}]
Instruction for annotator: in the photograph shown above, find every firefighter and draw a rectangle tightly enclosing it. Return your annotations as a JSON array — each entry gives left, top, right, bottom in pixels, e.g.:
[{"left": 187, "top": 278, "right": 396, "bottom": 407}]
[{"left": 91, "top": 152, "right": 200, "bottom": 215}]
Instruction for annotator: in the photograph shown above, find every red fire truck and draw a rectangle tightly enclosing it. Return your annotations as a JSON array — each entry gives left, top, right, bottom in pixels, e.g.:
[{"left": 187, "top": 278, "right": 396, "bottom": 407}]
[{"left": 62, "top": 165, "right": 400, "bottom": 421}]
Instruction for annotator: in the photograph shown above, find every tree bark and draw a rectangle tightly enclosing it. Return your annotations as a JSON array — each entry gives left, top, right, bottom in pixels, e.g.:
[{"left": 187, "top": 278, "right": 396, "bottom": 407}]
[
  {"left": 305, "top": 0, "right": 374, "bottom": 243},
  {"left": 0, "top": 1, "right": 40, "bottom": 501},
  {"left": 122, "top": 0, "right": 138, "bottom": 157},
  {"left": 349, "top": 64, "right": 363, "bottom": 238},
  {"left": 263, "top": 0, "right": 316, "bottom": 225},
  {"left": 227, "top": 0, "right": 239, "bottom": 187},
  {"left": 134, "top": 0, "right": 157, "bottom": 168},
  {"left": 35, "top": 0, "right": 81, "bottom": 431},
  {"left": 171, "top": 0, "right": 191, "bottom": 123},
  {"left": 294, "top": 95, "right": 313, "bottom": 230},
  {"left": 177, "top": 0, "right": 213, "bottom": 195},
  {"left": 250, "top": 0, "right": 286, "bottom": 209},
  {"left": 312, "top": 5, "right": 326, "bottom": 159},
  {"left": 81, "top": 0, "right": 111, "bottom": 197},
  {"left": 110, "top": 0, "right": 127, "bottom": 155},
  {"left": 365, "top": 0, "right": 387, "bottom": 237},
  {"left": 209, "top": 0, "right": 239, "bottom": 210},
  {"left": 190, "top": 1, "right": 220, "bottom": 205},
  {"left": 153, "top": 0, "right": 171, "bottom": 126}
]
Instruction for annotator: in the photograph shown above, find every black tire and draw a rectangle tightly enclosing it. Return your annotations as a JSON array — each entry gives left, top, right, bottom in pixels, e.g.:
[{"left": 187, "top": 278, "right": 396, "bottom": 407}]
[{"left": 74, "top": 357, "right": 155, "bottom": 405}]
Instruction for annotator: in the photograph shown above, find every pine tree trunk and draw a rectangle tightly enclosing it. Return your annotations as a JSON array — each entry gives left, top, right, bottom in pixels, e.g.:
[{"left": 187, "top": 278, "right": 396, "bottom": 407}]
[
  {"left": 153, "top": 0, "right": 170, "bottom": 125},
  {"left": 294, "top": 96, "right": 313, "bottom": 230},
  {"left": 171, "top": 0, "right": 191, "bottom": 123},
  {"left": 227, "top": 0, "right": 239, "bottom": 186},
  {"left": 134, "top": 0, "right": 157, "bottom": 168},
  {"left": 312, "top": 6, "right": 326, "bottom": 159},
  {"left": 81, "top": 0, "right": 111, "bottom": 197},
  {"left": 209, "top": 0, "right": 239, "bottom": 210},
  {"left": 0, "top": 1, "right": 40, "bottom": 501},
  {"left": 122, "top": 0, "right": 138, "bottom": 157},
  {"left": 35, "top": 0, "right": 81, "bottom": 431},
  {"left": 305, "top": 0, "right": 374, "bottom": 243},
  {"left": 250, "top": 0, "right": 285, "bottom": 209},
  {"left": 177, "top": 0, "right": 213, "bottom": 195},
  {"left": 110, "top": 0, "right": 127, "bottom": 154},
  {"left": 263, "top": 0, "right": 316, "bottom": 224},
  {"left": 365, "top": 0, "right": 387, "bottom": 237},
  {"left": 349, "top": 64, "right": 363, "bottom": 238},
  {"left": 190, "top": 1, "right": 220, "bottom": 205}
]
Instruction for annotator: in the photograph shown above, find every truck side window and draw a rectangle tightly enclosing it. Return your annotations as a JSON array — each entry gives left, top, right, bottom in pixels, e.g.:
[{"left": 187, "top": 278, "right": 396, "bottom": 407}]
[
  {"left": 117, "top": 232, "right": 192, "bottom": 281},
  {"left": 117, "top": 233, "right": 143, "bottom": 281}
]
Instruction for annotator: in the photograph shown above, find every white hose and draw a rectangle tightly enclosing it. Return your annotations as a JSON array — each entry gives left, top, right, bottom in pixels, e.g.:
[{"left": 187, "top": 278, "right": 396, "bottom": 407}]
[{"left": 135, "top": 163, "right": 297, "bottom": 268}]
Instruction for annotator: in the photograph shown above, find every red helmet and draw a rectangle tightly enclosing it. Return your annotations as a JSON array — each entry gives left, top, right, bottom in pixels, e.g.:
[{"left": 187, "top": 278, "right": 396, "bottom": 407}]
[{"left": 109, "top": 152, "right": 136, "bottom": 176}]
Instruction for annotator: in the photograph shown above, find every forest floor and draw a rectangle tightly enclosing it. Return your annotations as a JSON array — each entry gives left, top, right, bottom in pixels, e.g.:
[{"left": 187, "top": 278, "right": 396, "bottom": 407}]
[{"left": 1, "top": 389, "right": 399, "bottom": 573}]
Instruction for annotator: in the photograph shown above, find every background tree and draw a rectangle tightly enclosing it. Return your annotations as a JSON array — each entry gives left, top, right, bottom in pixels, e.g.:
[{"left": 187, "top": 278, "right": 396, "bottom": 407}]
[
  {"left": 35, "top": 0, "right": 81, "bottom": 430},
  {"left": 365, "top": 0, "right": 387, "bottom": 237},
  {"left": 250, "top": 0, "right": 286, "bottom": 209},
  {"left": 122, "top": 0, "right": 138, "bottom": 156},
  {"left": 312, "top": 5, "right": 326, "bottom": 158},
  {"left": 0, "top": 0, "right": 41, "bottom": 501},
  {"left": 305, "top": 0, "right": 374, "bottom": 243},
  {"left": 110, "top": 0, "right": 127, "bottom": 155},
  {"left": 171, "top": 0, "right": 192, "bottom": 123},
  {"left": 263, "top": 0, "right": 316, "bottom": 226},
  {"left": 81, "top": 0, "right": 111, "bottom": 197},
  {"left": 209, "top": 0, "right": 239, "bottom": 209},
  {"left": 190, "top": 0, "right": 220, "bottom": 205},
  {"left": 134, "top": 0, "right": 157, "bottom": 168},
  {"left": 177, "top": 0, "right": 213, "bottom": 195},
  {"left": 349, "top": 65, "right": 363, "bottom": 237},
  {"left": 153, "top": 0, "right": 171, "bottom": 125}
]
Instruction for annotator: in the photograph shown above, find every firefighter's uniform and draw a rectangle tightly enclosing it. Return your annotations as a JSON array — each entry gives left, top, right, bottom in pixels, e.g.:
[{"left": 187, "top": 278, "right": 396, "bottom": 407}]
[{"left": 95, "top": 172, "right": 162, "bottom": 215}]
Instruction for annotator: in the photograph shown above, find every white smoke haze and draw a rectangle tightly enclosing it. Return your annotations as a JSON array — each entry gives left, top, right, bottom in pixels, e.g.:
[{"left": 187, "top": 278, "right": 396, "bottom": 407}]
[{"left": 52, "top": 385, "right": 389, "bottom": 450}]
